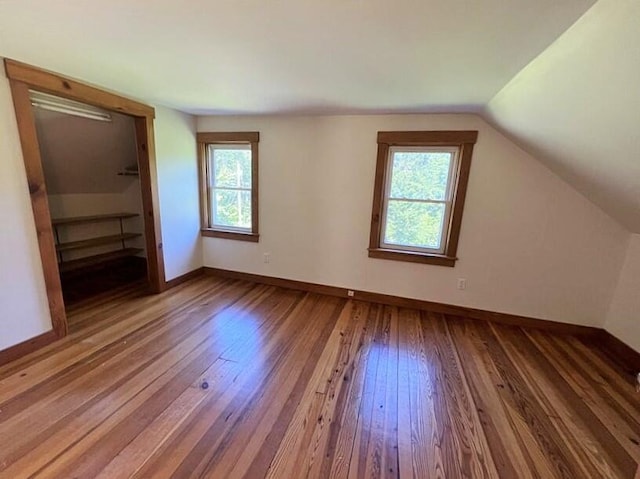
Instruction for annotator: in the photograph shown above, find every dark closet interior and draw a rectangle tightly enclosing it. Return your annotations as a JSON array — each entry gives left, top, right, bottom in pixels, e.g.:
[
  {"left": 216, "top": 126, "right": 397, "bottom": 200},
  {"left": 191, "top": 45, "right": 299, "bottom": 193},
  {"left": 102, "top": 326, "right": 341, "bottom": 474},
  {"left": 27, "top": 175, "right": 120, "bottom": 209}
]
[{"left": 32, "top": 91, "right": 148, "bottom": 305}]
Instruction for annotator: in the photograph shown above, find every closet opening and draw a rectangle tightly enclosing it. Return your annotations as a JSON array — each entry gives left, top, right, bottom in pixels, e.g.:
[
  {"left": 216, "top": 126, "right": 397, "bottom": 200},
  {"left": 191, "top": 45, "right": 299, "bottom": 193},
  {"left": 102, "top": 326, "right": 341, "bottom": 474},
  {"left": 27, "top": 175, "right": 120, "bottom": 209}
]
[
  {"left": 6, "top": 59, "right": 165, "bottom": 345},
  {"left": 32, "top": 92, "right": 149, "bottom": 307}
]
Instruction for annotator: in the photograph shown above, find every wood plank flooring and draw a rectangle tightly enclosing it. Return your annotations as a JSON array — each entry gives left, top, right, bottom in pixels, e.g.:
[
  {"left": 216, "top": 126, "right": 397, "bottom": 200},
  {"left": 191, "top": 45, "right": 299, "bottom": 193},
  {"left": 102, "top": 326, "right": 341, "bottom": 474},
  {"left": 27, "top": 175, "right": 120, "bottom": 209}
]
[{"left": 0, "top": 276, "right": 638, "bottom": 478}]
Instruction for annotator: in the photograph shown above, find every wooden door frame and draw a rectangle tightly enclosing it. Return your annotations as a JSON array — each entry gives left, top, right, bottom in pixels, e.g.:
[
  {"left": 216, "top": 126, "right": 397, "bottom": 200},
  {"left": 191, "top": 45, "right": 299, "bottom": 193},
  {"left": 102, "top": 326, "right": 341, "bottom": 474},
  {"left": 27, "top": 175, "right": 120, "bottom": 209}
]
[{"left": 4, "top": 58, "right": 166, "bottom": 342}]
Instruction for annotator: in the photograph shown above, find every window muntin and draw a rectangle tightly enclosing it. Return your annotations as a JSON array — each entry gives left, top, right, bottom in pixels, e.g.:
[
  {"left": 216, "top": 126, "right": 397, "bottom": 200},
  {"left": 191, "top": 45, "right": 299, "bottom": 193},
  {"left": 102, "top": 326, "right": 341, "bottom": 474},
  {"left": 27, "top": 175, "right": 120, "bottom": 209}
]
[
  {"left": 208, "top": 144, "right": 252, "bottom": 232},
  {"left": 380, "top": 146, "right": 459, "bottom": 254}
]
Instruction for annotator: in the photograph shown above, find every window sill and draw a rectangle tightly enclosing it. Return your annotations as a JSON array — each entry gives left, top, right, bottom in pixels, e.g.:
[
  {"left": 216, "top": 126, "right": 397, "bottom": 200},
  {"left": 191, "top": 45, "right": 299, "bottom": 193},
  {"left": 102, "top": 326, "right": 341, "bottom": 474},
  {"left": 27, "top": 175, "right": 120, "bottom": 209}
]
[
  {"left": 201, "top": 229, "right": 260, "bottom": 242},
  {"left": 368, "top": 248, "right": 457, "bottom": 267}
]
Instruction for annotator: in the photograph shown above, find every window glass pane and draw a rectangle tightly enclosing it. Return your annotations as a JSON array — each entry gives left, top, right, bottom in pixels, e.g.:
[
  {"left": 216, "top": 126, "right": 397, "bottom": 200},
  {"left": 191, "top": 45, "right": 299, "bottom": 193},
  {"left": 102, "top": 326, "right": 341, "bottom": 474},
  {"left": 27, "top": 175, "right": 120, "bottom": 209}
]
[
  {"left": 212, "top": 190, "right": 252, "bottom": 229},
  {"left": 389, "top": 151, "right": 451, "bottom": 201},
  {"left": 211, "top": 147, "right": 252, "bottom": 188},
  {"left": 384, "top": 200, "right": 445, "bottom": 250}
]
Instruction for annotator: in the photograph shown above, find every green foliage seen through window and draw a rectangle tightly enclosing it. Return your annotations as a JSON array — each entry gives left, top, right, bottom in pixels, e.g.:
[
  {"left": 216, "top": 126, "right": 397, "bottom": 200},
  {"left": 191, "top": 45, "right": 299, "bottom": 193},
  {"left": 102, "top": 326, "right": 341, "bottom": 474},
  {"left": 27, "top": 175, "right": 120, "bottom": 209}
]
[
  {"left": 210, "top": 147, "right": 252, "bottom": 229},
  {"left": 383, "top": 151, "right": 452, "bottom": 250}
]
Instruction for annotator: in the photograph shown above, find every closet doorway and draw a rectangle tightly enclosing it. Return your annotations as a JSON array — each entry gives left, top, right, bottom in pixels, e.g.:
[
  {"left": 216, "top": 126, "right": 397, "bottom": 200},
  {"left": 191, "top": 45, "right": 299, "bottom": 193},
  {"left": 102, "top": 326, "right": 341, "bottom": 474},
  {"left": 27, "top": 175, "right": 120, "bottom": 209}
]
[
  {"left": 6, "top": 59, "right": 165, "bottom": 342},
  {"left": 34, "top": 91, "right": 148, "bottom": 307}
]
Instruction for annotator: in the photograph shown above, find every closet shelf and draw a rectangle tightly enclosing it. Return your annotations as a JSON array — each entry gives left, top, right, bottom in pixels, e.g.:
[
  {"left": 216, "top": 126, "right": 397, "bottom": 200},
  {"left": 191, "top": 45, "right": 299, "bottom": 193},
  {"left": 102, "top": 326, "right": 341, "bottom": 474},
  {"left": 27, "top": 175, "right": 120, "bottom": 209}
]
[
  {"left": 118, "top": 164, "right": 139, "bottom": 176},
  {"left": 52, "top": 212, "right": 139, "bottom": 226},
  {"left": 58, "top": 248, "right": 143, "bottom": 273},
  {"left": 52, "top": 212, "right": 144, "bottom": 273},
  {"left": 56, "top": 233, "right": 142, "bottom": 252}
]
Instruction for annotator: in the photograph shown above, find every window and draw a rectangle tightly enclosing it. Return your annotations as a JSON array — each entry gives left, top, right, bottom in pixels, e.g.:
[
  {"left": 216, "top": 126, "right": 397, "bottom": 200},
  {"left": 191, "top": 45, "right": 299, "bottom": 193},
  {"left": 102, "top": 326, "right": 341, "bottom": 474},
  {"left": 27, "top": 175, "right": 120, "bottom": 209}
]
[
  {"left": 197, "top": 132, "right": 259, "bottom": 242},
  {"left": 368, "top": 131, "right": 478, "bottom": 266}
]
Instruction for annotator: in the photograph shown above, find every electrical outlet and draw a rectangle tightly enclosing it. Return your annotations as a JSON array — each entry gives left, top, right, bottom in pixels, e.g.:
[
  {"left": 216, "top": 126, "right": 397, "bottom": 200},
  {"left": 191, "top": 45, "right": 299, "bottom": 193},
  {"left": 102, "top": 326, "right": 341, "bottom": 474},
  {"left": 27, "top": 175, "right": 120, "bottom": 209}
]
[
  {"left": 457, "top": 278, "right": 467, "bottom": 290},
  {"left": 263, "top": 252, "right": 270, "bottom": 264},
  {"left": 347, "top": 290, "right": 355, "bottom": 297}
]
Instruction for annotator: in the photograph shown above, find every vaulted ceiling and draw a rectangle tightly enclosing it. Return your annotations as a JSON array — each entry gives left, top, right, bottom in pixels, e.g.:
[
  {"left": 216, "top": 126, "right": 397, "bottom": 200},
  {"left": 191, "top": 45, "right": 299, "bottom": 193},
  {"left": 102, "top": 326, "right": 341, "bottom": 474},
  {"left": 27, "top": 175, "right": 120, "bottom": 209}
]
[
  {"left": 486, "top": 0, "right": 640, "bottom": 233},
  {"left": 1, "top": 0, "right": 637, "bottom": 233}
]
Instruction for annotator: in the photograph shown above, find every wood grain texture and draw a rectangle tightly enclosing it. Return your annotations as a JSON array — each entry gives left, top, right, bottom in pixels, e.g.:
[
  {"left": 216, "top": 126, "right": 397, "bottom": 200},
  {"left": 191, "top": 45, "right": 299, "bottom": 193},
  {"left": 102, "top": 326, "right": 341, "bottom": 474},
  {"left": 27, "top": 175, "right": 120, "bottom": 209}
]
[
  {"left": 367, "top": 248, "right": 457, "bottom": 266},
  {"left": 200, "top": 229, "right": 260, "bottom": 242},
  {"left": 377, "top": 130, "right": 479, "bottom": 145},
  {"left": 134, "top": 116, "right": 165, "bottom": 293},
  {"left": 0, "top": 331, "right": 58, "bottom": 366},
  {"left": 445, "top": 138, "right": 475, "bottom": 257},
  {"left": 596, "top": 330, "right": 640, "bottom": 376},
  {"left": 368, "top": 141, "right": 389, "bottom": 251},
  {"left": 4, "top": 59, "right": 154, "bottom": 118},
  {"left": 7, "top": 79, "right": 67, "bottom": 339},
  {"left": 164, "top": 267, "right": 205, "bottom": 290},
  {"left": 51, "top": 212, "right": 139, "bottom": 225},
  {"left": 56, "top": 233, "right": 142, "bottom": 252},
  {"left": 0, "top": 276, "right": 637, "bottom": 478},
  {"left": 204, "top": 267, "right": 601, "bottom": 337},
  {"left": 196, "top": 132, "right": 260, "bottom": 143},
  {"left": 57, "top": 247, "right": 143, "bottom": 273}
]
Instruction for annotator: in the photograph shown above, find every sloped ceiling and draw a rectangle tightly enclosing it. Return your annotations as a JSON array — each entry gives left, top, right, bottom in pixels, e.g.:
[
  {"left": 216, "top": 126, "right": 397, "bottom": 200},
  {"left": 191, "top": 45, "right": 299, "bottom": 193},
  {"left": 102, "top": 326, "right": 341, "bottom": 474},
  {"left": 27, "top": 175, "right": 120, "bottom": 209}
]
[
  {"left": 486, "top": 0, "right": 640, "bottom": 233},
  {"left": 2, "top": 0, "right": 636, "bottom": 234},
  {"left": 0, "top": 0, "right": 593, "bottom": 114},
  {"left": 35, "top": 108, "right": 139, "bottom": 195}
]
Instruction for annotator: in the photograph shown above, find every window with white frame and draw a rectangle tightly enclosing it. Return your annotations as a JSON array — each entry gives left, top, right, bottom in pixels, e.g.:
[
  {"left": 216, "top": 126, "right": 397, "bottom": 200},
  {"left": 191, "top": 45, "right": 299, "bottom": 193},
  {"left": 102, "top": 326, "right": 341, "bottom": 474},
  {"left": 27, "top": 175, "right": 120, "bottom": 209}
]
[
  {"left": 197, "top": 132, "right": 259, "bottom": 242},
  {"left": 208, "top": 144, "right": 252, "bottom": 231},
  {"left": 381, "top": 146, "right": 458, "bottom": 254}
]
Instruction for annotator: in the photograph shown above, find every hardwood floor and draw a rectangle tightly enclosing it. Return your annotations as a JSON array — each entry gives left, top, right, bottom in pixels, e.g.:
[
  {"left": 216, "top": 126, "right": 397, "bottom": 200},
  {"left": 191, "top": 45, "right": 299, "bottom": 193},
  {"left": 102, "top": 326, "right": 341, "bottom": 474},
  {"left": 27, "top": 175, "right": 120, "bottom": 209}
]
[{"left": 0, "top": 276, "right": 638, "bottom": 478}]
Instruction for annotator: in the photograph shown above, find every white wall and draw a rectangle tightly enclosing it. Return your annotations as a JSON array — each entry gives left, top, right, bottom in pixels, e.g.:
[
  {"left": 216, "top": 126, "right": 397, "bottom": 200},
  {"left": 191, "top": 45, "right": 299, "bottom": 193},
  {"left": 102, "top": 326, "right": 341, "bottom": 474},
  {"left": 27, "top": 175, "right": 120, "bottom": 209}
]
[
  {"left": 198, "top": 114, "right": 629, "bottom": 327},
  {"left": 606, "top": 235, "right": 640, "bottom": 352},
  {"left": 0, "top": 69, "right": 201, "bottom": 352},
  {"left": 154, "top": 106, "right": 202, "bottom": 281},
  {"left": 0, "top": 74, "right": 52, "bottom": 350}
]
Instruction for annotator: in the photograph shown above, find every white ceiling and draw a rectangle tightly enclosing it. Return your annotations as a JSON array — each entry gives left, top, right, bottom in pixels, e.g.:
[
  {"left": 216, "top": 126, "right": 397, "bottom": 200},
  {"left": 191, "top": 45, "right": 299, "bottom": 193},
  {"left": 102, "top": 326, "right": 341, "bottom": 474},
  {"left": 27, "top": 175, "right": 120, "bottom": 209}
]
[
  {"left": 0, "top": 0, "right": 593, "bottom": 114},
  {"left": 3, "top": 0, "right": 638, "bottom": 234},
  {"left": 486, "top": 0, "right": 640, "bottom": 233}
]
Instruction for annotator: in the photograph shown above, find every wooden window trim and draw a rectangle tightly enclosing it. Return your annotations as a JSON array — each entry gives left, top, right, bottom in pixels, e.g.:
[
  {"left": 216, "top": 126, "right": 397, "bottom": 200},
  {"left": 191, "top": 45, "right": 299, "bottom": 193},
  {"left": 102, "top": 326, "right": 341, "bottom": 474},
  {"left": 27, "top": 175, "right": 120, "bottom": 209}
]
[
  {"left": 197, "top": 131, "right": 259, "bottom": 242},
  {"left": 368, "top": 130, "right": 478, "bottom": 267}
]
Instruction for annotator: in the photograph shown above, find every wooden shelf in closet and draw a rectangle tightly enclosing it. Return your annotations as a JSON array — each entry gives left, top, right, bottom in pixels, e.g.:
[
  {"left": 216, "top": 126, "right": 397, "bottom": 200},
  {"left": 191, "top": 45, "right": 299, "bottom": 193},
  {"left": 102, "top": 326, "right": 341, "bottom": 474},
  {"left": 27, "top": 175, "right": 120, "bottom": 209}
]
[
  {"left": 51, "top": 212, "right": 139, "bottom": 226},
  {"left": 56, "top": 233, "right": 142, "bottom": 252},
  {"left": 52, "top": 212, "right": 143, "bottom": 273},
  {"left": 58, "top": 248, "right": 144, "bottom": 273}
]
